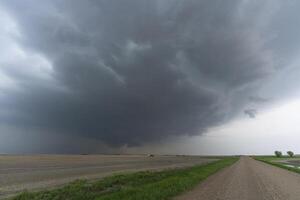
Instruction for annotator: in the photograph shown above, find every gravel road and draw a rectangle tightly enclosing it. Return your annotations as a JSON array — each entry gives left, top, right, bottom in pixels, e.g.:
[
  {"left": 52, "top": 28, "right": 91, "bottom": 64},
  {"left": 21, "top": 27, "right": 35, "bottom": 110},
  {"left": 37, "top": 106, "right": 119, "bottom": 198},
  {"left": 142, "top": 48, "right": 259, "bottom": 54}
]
[
  {"left": 0, "top": 154, "right": 215, "bottom": 199},
  {"left": 175, "top": 156, "right": 300, "bottom": 200}
]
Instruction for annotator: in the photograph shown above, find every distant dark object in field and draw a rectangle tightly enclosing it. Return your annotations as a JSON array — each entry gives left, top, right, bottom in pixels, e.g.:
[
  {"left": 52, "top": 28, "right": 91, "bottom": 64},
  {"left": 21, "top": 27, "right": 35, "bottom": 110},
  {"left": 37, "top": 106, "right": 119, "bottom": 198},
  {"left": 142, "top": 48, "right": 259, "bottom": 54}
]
[
  {"left": 274, "top": 151, "right": 282, "bottom": 157},
  {"left": 244, "top": 109, "right": 257, "bottom": 118},
  {"left": 148, "top": 154, "right": 155, "bottom": 157},
  {"left": 287, "top": 151, "right": 294, "bottom": 157}
]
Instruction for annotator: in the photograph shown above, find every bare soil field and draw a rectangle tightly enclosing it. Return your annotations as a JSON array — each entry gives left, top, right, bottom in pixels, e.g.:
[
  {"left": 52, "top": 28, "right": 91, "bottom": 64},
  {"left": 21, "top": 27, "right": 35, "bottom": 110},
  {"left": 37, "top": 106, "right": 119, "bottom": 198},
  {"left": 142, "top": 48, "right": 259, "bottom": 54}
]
[
  {"left": 175, "top": 157, "right": 300, "bottom": 200},
  {"left": 0, "top": 154, "right": 215, "bottom": 199}
]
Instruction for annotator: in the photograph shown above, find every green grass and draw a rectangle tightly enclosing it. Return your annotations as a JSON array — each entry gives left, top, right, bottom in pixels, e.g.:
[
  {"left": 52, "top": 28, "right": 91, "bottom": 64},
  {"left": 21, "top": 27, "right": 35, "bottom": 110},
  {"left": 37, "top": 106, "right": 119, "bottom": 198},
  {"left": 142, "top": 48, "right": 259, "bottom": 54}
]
[
  {"left": 12, "top": 157, "right": 238, "bottom": 200},
  {"left": 254, "top": 156, "right": 300, "bottom": 174}
]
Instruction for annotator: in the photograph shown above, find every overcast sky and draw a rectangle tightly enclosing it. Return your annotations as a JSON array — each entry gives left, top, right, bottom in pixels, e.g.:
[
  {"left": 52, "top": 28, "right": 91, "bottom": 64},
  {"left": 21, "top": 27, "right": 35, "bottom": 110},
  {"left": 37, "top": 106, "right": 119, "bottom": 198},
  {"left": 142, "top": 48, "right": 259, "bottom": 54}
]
[{"left": 1, "top": 0, "right": 300, "bottom": 154}]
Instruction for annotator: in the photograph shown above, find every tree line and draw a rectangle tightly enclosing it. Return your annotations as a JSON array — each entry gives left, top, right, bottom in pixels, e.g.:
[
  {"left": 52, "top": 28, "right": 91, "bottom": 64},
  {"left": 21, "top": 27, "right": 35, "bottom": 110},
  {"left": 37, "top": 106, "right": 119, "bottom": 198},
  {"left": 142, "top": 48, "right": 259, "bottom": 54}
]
[{"left": 274, "top": 151, "right": 294, "bottom": 157}]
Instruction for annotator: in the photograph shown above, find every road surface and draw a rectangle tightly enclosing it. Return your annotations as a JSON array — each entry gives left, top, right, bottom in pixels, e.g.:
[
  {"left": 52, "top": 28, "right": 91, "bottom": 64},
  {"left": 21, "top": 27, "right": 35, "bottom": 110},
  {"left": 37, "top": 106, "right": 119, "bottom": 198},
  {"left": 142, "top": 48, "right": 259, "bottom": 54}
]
[
  {"left": 0, "top": 154, "right": 215, "bottom": 199},
  {"left": 175, "top": 156, "right": 300, "bottom": 200}
]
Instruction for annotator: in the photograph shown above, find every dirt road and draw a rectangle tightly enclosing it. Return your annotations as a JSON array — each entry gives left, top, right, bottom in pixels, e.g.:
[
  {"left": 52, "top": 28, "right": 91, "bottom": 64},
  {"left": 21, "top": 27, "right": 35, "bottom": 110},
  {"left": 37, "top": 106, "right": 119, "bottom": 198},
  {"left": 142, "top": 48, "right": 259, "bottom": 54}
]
[
  {"left": 175, "top": 156, "right": 300, "bottom": 200},
  {"left": 0, "top": 154, "right": 215, "bottom": 199}
]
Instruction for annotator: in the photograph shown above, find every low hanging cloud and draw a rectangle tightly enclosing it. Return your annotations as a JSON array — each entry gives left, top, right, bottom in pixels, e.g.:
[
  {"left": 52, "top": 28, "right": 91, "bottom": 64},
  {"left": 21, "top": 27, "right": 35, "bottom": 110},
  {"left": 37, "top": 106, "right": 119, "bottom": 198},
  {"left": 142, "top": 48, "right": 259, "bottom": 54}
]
[
  {"left": 0, "top": 0, "right": 300, "bottom": 150},
  {"left": 244, "top": 109, "right": 257, "bottom": 118}
]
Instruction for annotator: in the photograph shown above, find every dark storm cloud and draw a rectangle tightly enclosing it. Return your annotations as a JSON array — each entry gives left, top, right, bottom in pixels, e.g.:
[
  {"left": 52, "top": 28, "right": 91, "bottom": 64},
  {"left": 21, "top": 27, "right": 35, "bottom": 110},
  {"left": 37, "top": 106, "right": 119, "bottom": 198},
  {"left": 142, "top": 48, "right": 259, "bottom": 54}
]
[
  {"left": 0, "top": 0, "right": 299, "bottom": 148},
  {"left": 244, "top": 109, "right": 257, "bottom": 118},
  {"left": 248, "top": 96, "right": 270, "bottom": 104}
]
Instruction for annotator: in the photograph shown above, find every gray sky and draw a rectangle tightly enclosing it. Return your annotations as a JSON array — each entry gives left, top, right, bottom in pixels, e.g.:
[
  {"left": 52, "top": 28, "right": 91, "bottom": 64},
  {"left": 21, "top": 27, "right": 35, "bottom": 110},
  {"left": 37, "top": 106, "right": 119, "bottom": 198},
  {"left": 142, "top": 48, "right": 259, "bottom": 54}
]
[{"left": 1, "top": 0, "right": 300, "bottom": 154}]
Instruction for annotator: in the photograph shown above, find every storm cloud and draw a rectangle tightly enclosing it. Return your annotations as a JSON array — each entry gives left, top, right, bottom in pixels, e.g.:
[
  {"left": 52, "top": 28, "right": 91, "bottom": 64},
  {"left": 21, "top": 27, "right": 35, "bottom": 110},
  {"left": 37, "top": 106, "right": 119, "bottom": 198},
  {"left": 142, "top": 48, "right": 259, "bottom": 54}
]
[{"left": 1, "top": 0, "right": 300, "bottom": 151}]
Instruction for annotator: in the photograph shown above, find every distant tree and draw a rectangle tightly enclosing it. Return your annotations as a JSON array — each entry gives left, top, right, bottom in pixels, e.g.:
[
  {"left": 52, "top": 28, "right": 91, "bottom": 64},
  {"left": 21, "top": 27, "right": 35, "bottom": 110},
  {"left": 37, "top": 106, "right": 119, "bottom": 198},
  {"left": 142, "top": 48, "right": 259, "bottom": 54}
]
[
  {"left": 287, "top": 151, "right": 294, "bottom": 157},
  {"left": 274, "top": 151, "right": 282, "bottom": 157}
]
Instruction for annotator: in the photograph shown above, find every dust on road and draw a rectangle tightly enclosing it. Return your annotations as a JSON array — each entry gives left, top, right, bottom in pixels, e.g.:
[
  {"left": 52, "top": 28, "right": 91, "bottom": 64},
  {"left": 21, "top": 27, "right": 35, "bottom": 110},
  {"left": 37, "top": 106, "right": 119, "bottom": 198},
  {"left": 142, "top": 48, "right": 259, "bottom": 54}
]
[
  {"left": 0, "top": 154, "right": 215, "bottom": 198},
  {"left": 175, "top": 156, "right": 300, "bottom": 200}
]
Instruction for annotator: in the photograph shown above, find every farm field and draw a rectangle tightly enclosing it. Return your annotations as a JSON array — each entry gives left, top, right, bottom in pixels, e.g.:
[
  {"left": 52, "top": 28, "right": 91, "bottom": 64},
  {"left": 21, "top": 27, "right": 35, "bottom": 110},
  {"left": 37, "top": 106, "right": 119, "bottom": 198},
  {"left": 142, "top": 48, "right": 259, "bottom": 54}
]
[
  {"left": 0, "top": 154, "right": 217, "bottom": 199},
  {"left": 10, "top": 157, "right": 237, "bottom": 200}
]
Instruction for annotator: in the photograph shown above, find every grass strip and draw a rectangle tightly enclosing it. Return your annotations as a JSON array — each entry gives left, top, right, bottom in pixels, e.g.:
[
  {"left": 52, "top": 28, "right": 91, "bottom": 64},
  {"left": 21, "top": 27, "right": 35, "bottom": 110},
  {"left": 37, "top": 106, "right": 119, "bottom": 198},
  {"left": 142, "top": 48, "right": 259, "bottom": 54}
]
[
  {"left": 12, "top": 157, "right": 238, "bottom": 200},
  {"left": 254, "top": 156, "right": 300, "bottom": 174}
]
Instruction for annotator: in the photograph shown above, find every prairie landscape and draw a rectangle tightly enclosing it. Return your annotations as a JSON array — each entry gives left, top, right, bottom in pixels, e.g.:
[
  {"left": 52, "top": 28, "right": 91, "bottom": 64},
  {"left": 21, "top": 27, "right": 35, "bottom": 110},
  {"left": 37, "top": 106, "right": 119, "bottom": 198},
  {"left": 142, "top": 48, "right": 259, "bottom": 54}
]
[
  {"left": 2, "top": 0, "right": 300, "bottom": 199},
  {"left": 5, "top": 155, "right": 300, "bottom": 200},
  {"left": 0, "top": 154, "right": 217, "bottom": 199}
]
